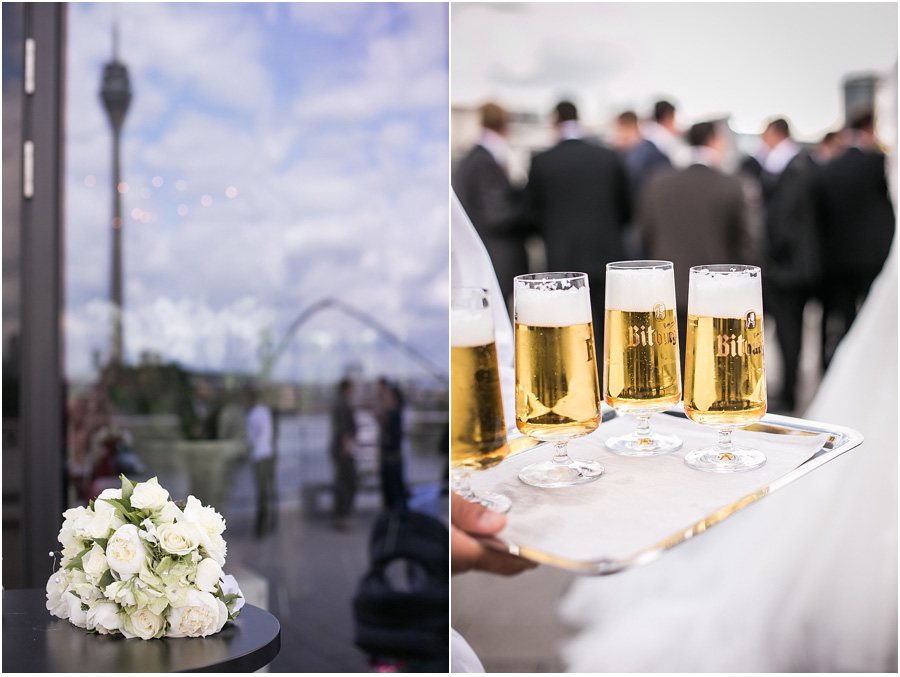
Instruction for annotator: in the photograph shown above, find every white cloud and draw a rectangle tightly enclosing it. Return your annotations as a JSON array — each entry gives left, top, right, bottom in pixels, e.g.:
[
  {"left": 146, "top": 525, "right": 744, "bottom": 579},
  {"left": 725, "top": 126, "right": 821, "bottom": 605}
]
[
  {"left": 65, "top": 2, "right": 449, "bottom": 381},
  {"left": 287, "top": 3, "right": 391, "bottom": 39}
]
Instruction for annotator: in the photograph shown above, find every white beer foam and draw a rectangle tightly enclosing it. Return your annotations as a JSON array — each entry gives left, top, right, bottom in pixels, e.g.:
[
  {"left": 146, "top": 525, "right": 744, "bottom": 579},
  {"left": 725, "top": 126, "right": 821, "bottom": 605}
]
[
  {"left": 451, "top": 306, "right": 495, "bottom": 347},
  {"left": 688, "top": 268, "right": 763, "bottom": 318},
  {"left": 515, "top": 284, "right": 592, "bottom": 327},
  {"left": 605, "top": 267, "right": 676, "bottom": 312}
]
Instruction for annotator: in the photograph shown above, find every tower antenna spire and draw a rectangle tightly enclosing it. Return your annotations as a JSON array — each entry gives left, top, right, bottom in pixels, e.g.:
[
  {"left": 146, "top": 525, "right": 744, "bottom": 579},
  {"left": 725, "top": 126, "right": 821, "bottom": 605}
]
[{"left": 112, "top": 17, "right": 119, "bottom": 61}]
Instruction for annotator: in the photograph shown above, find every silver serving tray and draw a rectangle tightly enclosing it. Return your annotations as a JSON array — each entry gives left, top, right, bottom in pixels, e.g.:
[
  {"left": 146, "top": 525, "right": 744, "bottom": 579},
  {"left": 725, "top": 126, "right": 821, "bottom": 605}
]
[{"left": 477, "top": 408, "right": 864, "bottom": 575}]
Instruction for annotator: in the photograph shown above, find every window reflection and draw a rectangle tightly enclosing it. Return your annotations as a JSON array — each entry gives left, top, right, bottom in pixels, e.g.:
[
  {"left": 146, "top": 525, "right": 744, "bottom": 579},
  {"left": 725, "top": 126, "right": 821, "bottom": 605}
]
[{"left": 65, "top": 3, "right": 448, "bottom": 671}]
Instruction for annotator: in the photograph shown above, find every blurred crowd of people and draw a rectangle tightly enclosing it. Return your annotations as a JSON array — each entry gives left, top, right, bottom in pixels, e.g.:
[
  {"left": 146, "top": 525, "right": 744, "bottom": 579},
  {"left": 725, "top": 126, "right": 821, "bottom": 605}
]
[{"left": 453, "top": 98, "right": 895, "bottom": 413}]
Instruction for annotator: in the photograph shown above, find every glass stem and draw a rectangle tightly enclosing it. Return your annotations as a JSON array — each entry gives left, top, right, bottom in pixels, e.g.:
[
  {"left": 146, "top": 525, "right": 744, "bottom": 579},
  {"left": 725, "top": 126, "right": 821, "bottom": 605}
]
[
  {"left": 715, "top": 428, "right": 735, "bottom": 461},
  {"left": 451, "top": 468, "right": 476, "bottom": 500},
  {"left": 552, "top": 441, "right": 570, "bottom": 465},
  {"left": 635, "top": 415, "right": 651, "bottom": 441}
]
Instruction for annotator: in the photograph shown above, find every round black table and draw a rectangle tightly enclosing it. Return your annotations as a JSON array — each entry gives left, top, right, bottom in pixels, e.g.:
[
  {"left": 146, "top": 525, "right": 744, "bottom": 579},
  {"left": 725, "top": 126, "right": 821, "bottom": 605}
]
[{"left": 2, "top": 589, "right": 280, "bottom": 672}]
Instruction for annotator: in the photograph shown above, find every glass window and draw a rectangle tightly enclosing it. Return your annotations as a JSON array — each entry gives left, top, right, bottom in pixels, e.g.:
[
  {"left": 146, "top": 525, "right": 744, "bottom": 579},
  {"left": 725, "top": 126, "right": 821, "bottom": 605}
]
[{"left": 64, "top": 3, "right": 448, "bottom": 670}]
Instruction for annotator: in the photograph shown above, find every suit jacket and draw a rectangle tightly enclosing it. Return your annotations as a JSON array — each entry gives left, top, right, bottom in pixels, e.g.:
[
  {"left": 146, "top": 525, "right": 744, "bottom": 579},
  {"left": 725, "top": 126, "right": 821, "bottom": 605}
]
[
  {"left": 526, "top": 138, "right": 630, "bottom": 281},
  {"left": 623, "top": 138, "right": 672, "bottom": 204},
  {"left": 818, "top": 146, "right": 896, "bottom": 277},
  {"left": 637, "top": 163, "right": 752, "bottom": 311},
  {"left": 760, "top": 150, "right": 823, "bottom": 288},
  {"left": 452, "top": 144, "right": 529, "bottom": 299}
]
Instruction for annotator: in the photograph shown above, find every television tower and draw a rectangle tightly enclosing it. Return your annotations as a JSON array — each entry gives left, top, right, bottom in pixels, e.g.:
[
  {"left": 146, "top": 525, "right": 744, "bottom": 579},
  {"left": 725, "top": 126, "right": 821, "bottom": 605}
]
[{"left": 100, "top": 23, "right": 132, "bottom": 365}]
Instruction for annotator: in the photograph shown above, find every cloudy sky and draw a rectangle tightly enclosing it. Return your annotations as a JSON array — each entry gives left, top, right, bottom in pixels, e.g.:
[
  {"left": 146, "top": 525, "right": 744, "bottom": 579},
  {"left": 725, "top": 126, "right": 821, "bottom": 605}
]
[
  {"left": 451, "top": 2, "right": 897, "bottom": 142},
  {"left": 66, "top": 3, "right": 449, "bottom": 383}
]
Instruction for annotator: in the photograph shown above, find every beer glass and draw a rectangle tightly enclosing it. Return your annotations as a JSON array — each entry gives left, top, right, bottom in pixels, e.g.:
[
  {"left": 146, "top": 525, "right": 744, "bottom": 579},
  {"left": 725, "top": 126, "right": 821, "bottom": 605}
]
[
  {"left": 683, "top": 265, "right": 767, "bottom": 472},
  {"left": 514, "top": 272, "right": 604, "bottom": 487},
  {"left": 603, "top": 261, "right": 682, "bottom": 455},
  {"left": 450, "top": 287, "right": 512, "bottom": 513}
]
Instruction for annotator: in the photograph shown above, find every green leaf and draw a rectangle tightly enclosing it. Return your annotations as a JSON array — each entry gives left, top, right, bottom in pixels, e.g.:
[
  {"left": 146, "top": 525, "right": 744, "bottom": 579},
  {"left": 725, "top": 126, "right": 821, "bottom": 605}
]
[
  {"left": 101, "top": 498, "right": 142, "bottom": 526},
  {"left": 98, "top": 568, "right": 115, "bottom": 590},
  {"left": 64, "top": 546, "right": 92, "bottom": 571},
  {"left": 120, "top": 474, "right": 136, "bottom": 503},
  {"left": 94, "top": 538, "right": 108, "bottom": 550},
  {"left": 155, "top": 556, "right": 174, "bottom": 575}
]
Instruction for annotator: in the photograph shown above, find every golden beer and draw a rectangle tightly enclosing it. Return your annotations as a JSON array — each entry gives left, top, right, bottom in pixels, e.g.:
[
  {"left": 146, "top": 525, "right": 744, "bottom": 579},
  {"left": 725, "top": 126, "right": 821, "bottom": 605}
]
[
  {"left": 604, "top": 308, "right": 681, "bottom": 414},
  {"left": 450, "top": 341, "right": 509, "bottom": 470},
  {"left": 515, "top": 322, "right": 601, "bottom": 440},
  {"left": 684, "top": 314, "right": 766, "bottom": 426}
]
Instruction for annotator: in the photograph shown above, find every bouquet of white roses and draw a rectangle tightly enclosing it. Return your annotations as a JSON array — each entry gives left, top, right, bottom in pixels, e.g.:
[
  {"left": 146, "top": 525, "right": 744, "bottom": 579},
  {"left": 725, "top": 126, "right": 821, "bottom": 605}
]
[{"left": 46, "top": 475, "right": 244, "bottom": 639}]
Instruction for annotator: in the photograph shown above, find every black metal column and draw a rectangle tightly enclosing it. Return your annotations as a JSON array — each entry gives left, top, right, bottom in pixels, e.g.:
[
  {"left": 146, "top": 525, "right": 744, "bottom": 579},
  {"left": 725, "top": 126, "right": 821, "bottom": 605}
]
[{"left": 18, "top": 1, "right": 66, "bottom": 588}]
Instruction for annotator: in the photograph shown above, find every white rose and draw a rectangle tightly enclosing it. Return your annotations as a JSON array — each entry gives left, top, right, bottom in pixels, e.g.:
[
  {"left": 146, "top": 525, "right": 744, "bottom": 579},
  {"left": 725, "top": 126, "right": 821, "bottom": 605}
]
[
  {"left": 130, "top": 477, "right": 170, "bottom": 511},
  {"left": 86, "top": 509, "right": 124, "bottom": 540},
  {"left": 86, "top": 601, "right": 123, "bottom": 635},
  {"left": 165, "top": 590, "right": 228, "bottom": 638},
  {"left": 94, "top": 487, "right": 122, "bottom": 515},
  {"left": 157, "top": 522, "right": 201, "bottom": 557},
  {"left": 194, "top": 558, "right": 222, "bottom": 593},
  {"left": 97, "top": 487, "right": 122, "bottom": 500},
  {"left": 57, "top": 516, "right": 82, "bottom": 550},
  {"left": 82, "top": 543, "right": 110, "bottom": 583},
  {"left": 181, "top": 496, "right": 226, "bottom": 564},
  {"left": 106, "top": 524, "right": 148, "bottom": 577},
  {"left": 62, "top": 505, "right": 88, "bottom": 525},
  {"left": 122, "top": 608, "right": 165, "bottom": 640},
  {"left": 65, "top": 592, "right": 89, "bottom": 629},
  {"left": 93, "top": 489, "right": 126, "bottom": 531},
  {"left": 104, "top": 580, "right": 136, "bottom": 607},
  {"left": 64, "top": 506, "right": 96, "bottom": 542},
  {"left": 46, "top": 570, "right": 71, "bottom": 619},
  {"left": 206, "top": 533, "right": 227, "bottom": 566},
  {"left": 156, "top": 501, "right": 183, "bottom": 524}
]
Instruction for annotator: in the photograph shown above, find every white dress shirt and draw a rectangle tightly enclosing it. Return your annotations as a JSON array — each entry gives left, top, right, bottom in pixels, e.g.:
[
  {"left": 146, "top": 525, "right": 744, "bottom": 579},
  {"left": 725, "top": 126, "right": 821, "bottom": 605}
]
[{"left": 245, "top": 404, "right": 273, "bottom": 461}]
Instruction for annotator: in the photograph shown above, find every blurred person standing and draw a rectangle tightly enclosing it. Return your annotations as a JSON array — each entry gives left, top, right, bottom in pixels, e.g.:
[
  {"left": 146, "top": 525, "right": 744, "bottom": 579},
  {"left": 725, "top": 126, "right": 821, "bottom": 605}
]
[
  {"left": 636, "top": 121, "right": 753, "bottom": 362},
  {"left": 453, "top": 102, "right": 530, "bottom": 307},
  {"left": 245, "top": 388, "right": 276, "bottom": 538},
  {"left": 813, "top": 130, "right": 845, "bottom": 165},
  {"left": 526, "top": 100, "right": 630, "bottom": 334},
  {"left": 613, "top": 110, "right": 672, "bottom": 205},
  {"left": 613, "top": 110, "right": 673, "bottom": 259},
  {"left": 376, "top": 377, "right": 407, "bottom": 512},
  {"left": 758, "top": 117, "right": 823, "bottom": 413},
  {"left": 818, "top": 108, "right": 896, "bottom": 369},
  {"left": 642, "top": 99, "right": 690, "bottom": 168},
  {"left": 330, "top": 378, "right": 358, "bottom": 531}
]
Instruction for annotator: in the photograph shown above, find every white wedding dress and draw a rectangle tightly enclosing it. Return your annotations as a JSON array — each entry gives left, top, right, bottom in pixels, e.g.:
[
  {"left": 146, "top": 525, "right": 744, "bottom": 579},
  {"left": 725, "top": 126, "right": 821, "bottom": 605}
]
[{"left": 559, "top": 240, "right": 898, "bottom": 672}]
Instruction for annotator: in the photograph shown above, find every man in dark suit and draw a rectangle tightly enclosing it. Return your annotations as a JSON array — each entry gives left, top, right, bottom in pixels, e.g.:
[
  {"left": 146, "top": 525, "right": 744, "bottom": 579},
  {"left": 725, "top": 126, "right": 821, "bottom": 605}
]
[
  {"left": 613, "top": 110, "right": 672, "bottom": 205},
  {"left": 758, "top": 117, "right": 823, "bottom": 412},
  {"left": 818, "top": 109, "right": 895, "bottom": 369},
  {"left": 453, "top": 102, "right": 529, "bottom": 306},
  {"left": 637, "top": 121, "right": 753, "bottom": 365},
  {"left": 526, "top": 100, "right": 630, "bottom": 335},
  {"left": 613, "top": 110, "right": 673, "bottom": 259}
]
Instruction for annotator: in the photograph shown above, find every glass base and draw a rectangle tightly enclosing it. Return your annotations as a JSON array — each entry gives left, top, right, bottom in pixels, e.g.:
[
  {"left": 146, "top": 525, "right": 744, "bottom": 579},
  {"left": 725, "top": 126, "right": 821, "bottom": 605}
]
[
  {"left": 605, "top": 431, "right": 682, "bottom": 456},
  {"left": 518, "top": 457, "right": 604, "bottom": 488},
  {"left": 454, "top": 487, "right": 512, "bottom": 514},
  {"left": 684, "top": 446, "right": 766, "bottom": 473}
]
